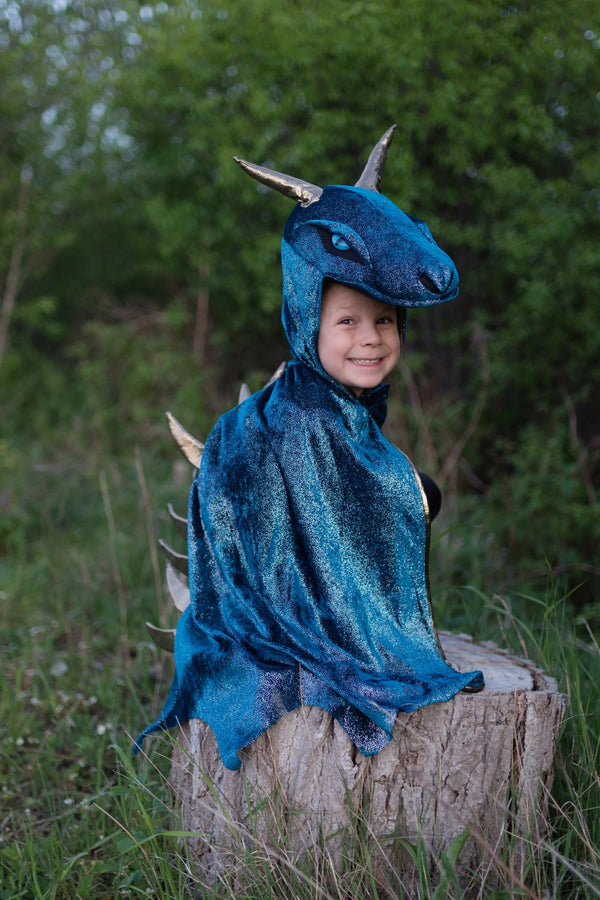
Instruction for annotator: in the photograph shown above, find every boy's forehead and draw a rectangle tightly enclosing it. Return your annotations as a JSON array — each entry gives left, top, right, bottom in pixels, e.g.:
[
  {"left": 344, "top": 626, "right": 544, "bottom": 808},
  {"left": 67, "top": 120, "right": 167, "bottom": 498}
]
[{"left": 322, "top": 285, "right": 397, "bottom": 313}]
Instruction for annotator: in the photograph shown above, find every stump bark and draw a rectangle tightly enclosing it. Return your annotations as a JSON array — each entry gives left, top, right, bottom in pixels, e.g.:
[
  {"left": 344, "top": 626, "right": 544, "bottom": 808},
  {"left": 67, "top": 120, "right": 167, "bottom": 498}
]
[{"left": 168, "top": 633, "right": 564, "bottom": 887}]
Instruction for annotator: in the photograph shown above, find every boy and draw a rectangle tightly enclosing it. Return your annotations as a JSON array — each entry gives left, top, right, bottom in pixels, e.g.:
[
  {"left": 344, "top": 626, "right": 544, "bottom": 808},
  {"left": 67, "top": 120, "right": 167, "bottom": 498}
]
[
  {"left": 318, "top": 281, "right": 401, "bottom": 396},
  {"left": 138, "top": 129, "right": 483, "bottom": 770}
]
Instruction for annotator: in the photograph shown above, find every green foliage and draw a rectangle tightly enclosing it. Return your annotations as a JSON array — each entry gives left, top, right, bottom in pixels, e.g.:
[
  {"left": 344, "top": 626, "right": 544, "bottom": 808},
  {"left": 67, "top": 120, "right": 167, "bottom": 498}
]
[
  {"left": 1, "top": 0, "right": 596, "bottom": 607},
  {"left": 479, "top": 407, "right": 599, "bottom": 586},
  {"left": 1, "top": 6, "right": 599, "bottom": 889},
  {"left": 443, "top": 412, "right": 599, "bottom": 606}
]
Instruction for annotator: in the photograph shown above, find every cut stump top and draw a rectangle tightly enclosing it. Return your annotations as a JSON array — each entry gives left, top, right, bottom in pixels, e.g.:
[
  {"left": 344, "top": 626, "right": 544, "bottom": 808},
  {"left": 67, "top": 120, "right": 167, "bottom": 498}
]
[{"left": 438, "top": 631, "right": 558, "bottom": 694}]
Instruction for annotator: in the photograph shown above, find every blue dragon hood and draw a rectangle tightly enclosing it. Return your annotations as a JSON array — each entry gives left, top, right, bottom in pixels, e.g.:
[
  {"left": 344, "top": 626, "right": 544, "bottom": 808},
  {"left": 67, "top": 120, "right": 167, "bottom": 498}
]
[
  {"left": 136, "top": 128, "right": 483, "bottom": 770},
  {"left": 258, "top": 126, "right": 459, "bottom": 375}
]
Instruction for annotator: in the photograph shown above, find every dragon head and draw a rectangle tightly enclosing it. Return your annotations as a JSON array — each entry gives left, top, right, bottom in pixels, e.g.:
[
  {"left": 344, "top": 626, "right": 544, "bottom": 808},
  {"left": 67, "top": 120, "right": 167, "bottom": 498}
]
[{"left": 235, "top": 126, "right": 458, "bottom": 372}]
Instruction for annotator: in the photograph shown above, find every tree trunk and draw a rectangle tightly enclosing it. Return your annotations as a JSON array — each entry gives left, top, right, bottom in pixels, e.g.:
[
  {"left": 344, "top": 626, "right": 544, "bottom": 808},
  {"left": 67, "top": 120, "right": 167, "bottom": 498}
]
[
  {"left": 168, "top": 632, "right": 564, "bottom": 888},
  {"left": 0, "top": 165, "right": 31, "bottom": 369}
]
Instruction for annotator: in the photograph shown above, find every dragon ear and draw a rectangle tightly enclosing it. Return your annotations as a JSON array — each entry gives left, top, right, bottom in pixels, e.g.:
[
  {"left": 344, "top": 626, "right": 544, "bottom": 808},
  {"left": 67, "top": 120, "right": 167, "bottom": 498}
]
[
  {"left": 234, "top": 157, "right": 323, "bottom": 207},
  {"left": 354, "top": 124, "right": 397, "bottom": 192}
]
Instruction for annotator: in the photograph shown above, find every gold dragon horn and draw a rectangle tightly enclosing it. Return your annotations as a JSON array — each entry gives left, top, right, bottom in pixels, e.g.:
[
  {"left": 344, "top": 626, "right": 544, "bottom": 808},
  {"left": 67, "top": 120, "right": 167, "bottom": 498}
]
[
  {"left": 234, "top": 157, "right": 323, "bottom": 207},
  {"left": 354, "top": 125, "right": 397, "bottom": 192}
]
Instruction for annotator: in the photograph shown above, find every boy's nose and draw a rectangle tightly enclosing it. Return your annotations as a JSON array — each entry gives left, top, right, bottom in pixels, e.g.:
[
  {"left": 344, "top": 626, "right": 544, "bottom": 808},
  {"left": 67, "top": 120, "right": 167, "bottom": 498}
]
[{"left": 360, "top": 324, "right": 381, "bottom": 345}]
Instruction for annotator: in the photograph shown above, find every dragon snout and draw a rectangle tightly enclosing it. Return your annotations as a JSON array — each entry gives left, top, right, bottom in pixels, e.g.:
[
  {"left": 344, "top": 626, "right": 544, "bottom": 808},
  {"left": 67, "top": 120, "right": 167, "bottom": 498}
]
[{"left": 419, "top": 270, "right": 450, "bottom": 295}]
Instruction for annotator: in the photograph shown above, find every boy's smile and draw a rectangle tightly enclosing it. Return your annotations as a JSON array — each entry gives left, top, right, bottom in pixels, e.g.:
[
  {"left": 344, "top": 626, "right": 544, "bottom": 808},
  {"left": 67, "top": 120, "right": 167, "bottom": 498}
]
[{"left": 318, "top": 282, "right": 402, "bottom": 395}]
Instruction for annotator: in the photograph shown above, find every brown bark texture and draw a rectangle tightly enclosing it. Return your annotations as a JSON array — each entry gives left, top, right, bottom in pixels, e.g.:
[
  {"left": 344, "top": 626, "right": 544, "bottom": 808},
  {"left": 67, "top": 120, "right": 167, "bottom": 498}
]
[{"left": 166, "top": 632, "right": 565, "bottom": 886}]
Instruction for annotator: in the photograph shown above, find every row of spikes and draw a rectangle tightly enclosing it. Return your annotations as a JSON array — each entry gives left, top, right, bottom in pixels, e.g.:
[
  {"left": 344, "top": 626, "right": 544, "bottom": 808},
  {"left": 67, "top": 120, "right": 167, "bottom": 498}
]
[{"left": 145, "top": 362, "right": 287, "bottom": 653}]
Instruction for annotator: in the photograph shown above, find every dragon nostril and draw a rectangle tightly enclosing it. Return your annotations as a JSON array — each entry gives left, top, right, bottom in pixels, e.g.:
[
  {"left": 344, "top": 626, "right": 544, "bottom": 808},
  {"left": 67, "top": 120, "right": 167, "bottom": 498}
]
[{"left": 419, "top": 273, "right": 443, "bottom": 294}]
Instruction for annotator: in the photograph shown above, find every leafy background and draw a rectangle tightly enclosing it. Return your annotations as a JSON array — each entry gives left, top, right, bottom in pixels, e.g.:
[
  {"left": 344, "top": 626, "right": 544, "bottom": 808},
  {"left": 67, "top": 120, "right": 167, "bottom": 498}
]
[
  {"left": 1, "top": 0, "right": 599, "bottom": 896},
  {"left": 2, "top": 0, "right": 598, "bottom": 605}
]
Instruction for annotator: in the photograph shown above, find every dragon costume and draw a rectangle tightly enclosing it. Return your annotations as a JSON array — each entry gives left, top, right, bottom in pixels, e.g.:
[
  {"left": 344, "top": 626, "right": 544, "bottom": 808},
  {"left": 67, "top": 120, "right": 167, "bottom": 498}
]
[{"left": 137, "top": 127, "right": 484, "bottom": 771}]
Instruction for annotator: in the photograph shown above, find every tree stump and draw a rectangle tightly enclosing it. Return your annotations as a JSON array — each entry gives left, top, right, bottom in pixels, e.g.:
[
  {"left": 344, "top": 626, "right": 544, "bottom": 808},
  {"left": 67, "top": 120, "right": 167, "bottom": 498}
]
[{"left": 168, "top": 632, "right": 564, "bottom": 887}]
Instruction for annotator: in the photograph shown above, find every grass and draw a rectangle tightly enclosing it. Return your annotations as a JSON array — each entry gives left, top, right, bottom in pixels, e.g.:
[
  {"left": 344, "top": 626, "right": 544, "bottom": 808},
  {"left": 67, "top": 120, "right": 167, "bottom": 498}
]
[{"left": 1, "top": 423, "right": 599, "bottom": 898}]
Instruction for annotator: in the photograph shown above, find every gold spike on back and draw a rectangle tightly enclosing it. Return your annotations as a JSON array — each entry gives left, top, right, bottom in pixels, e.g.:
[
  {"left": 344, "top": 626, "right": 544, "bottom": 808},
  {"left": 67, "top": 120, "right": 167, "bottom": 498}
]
[
  {"left": 145, "top": 621, "right": 175, "bottom": 653},
  {"left": 238, "top": 383, "right": 251, "bottom": 404},
  {"left": 167, "top": 502, "right": 188, "bottom": 539},
  {"left": 159, "top": 538, "right": 188, "bottom": 575},
  {"left": 166, "top": 562, "right": 191, "bottom": 612},
  {"left": 165, "top": 411, "right": 204, "bottom": 469},
  {"left": 265, "top": 361, "right": 287, "bottom": 386}
]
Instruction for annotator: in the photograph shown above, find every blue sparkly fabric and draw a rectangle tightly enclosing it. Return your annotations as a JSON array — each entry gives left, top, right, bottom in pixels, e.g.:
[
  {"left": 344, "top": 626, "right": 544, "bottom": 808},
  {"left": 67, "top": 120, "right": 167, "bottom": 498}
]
[{"left": 137, "top": 179, "right": 484, "bottom": 770}]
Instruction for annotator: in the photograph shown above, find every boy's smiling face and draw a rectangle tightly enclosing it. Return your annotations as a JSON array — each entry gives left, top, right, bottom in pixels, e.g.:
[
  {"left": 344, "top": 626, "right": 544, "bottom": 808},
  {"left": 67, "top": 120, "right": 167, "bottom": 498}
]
[{"left": 318, "top": 282, "right": 402, "bottom": 396}]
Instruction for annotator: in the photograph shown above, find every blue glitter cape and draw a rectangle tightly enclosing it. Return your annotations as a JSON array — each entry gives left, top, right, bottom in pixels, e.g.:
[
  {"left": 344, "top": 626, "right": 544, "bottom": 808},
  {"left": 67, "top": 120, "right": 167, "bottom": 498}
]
[{"left": 137, "top": 131, "right": 484, "bottom": 770}]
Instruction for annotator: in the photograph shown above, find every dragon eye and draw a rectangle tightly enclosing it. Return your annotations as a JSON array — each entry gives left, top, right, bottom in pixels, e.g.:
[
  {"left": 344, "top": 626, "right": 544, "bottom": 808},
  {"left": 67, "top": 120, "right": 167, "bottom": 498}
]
[
  {"left": 315, "top": 226, "right": 363, "bottom": 263},
  {"left": 331, "top": 233, "right": 350, "bottom": 251}
]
